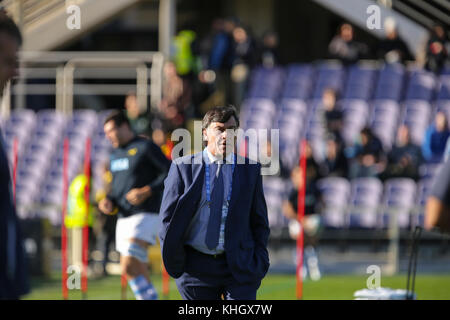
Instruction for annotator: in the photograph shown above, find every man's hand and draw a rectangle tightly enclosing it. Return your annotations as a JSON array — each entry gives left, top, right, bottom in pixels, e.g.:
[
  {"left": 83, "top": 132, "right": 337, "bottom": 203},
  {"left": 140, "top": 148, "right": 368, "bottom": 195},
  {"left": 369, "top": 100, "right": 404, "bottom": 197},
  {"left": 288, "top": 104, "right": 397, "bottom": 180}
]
[
  {"left": 126, "top": 186, "right": 152, "bottom": 205},
  {"left": 99, "top": 198, "right": 114, "bottom": 215}
]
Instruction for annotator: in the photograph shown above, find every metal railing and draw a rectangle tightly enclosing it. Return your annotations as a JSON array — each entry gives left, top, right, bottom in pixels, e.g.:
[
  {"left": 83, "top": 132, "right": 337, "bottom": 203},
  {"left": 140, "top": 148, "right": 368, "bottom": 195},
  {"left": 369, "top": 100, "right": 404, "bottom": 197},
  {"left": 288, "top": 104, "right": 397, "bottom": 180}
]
[{"left": 1, "top": 51, "right": 165, "bottom": 116}]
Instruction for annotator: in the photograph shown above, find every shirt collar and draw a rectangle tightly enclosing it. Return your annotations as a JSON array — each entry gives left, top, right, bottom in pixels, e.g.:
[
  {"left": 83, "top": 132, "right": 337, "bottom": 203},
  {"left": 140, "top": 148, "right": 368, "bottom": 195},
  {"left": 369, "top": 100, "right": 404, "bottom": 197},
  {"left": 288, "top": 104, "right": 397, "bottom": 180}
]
[{"left": 203, "top": 147, "right": 234, "bottom": 164}]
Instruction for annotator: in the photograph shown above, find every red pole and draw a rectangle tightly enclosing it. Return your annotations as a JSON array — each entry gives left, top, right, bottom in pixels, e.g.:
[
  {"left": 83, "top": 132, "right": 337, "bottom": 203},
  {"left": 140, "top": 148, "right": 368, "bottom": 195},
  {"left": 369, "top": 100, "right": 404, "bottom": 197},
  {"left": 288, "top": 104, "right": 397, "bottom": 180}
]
[
  {"left": 296, "top": 139, "right": 307, "bottom": 300},
  {"left": 82, "top": 137, "right": 91, "bottom": 299},
  {"left": 162, "top": 263, "right": 170, "bottom": 299},
  {"left": 62, "top": 138, "right": 69, "bottom": 300},
  {"left": 12, "top": 137, "right": 18, "bottom": 205},
  {"left": 121, "top": 272, "right": 127, "bottom": 300}
]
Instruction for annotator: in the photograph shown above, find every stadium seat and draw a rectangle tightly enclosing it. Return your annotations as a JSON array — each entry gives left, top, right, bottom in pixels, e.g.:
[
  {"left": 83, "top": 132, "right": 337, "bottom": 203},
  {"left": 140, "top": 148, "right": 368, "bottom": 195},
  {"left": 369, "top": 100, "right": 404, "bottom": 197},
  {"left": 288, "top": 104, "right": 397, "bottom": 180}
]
[
  {"left": 381, "top": 178, "right": 417, "bottom": 229},
  {"left": 405, "top": 68, "right": 437, "bottom": 101},
  {"left": 374, "top": 63, "right": 405, "bottom": 101},
  {"left": 348, "top": 178, "right": 384, "bottom": 228},
  {"left": 312, "top": 62, "right": 345, "bottom": 99},
  {"left": 263, "top": 176, "right": 290, "bottom": 229},
  {"left": 282, "top": 64, "right": 315, "bottom": 100},
  {"left": 316, "top": 177, "right": 351, "bottom": 228},
  {"left": 343, "top": 63, "right": 377, "bottom": 100}
]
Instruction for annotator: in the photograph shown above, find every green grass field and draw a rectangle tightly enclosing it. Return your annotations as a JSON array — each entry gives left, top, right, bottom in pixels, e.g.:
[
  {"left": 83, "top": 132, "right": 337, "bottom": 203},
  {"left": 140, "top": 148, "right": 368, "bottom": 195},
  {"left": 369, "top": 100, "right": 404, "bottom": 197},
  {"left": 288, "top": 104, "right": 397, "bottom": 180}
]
[{"left": 23, "top": 273, "right": 450, "bottom": 300}]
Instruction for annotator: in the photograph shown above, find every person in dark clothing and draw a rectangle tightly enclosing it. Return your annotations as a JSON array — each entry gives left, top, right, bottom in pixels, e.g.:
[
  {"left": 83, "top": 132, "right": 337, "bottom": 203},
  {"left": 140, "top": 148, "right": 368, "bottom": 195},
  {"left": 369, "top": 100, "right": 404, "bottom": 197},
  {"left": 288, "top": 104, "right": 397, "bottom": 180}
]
[
  {"left": 230, "top": 25, "right": 258, "bottom": 109},
  {"left": 321, "top": 88, "right": 344, "bottom": 138},
  {"left": 381, "top": 125, "right": 423, "bottom": 181},
  {"left": 376, "top": 18, "right": 414, "bottom": 64},
  {"left": 257, "top": 30, "right": 281, "bottom": 68},
  {"left": 282, "top": 165, "right": 323, "bottom": 281},
  {"left": 349, "top": 127, "right": 386, "bottom": 179},
  {"left": 422, "top": 111, "right": 450, "bottom": 163},
  {"left": 425, "top": 24, "right": 449, "bottom": 74},
  {"left": 99, "top": 110, "right": 170, "bottom": 300},
  {"left": 320, "top": 134, "right": 349, "bottom": 178},
  {"left": 328, "top": 23, "right": 369, "bottom": 65},
  {"left": 0, "top": 12, "right": 30, "bottom": 300}
]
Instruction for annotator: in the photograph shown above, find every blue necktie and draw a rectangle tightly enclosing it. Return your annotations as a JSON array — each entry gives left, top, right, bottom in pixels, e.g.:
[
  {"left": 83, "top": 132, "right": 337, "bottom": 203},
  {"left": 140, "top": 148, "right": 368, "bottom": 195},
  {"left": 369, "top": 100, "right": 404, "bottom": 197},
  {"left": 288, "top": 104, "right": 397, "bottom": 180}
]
[{"left": 206, "top": 162, "right": 224, "bottom": 250}]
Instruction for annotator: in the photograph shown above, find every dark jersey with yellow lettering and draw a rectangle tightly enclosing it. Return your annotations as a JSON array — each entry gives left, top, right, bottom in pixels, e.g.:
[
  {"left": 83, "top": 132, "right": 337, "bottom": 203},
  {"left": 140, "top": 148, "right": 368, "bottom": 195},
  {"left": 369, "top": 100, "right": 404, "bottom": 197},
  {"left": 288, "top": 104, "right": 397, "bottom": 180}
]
[{"left": 107, "top": 136, "right": 171, "bottom": 217}]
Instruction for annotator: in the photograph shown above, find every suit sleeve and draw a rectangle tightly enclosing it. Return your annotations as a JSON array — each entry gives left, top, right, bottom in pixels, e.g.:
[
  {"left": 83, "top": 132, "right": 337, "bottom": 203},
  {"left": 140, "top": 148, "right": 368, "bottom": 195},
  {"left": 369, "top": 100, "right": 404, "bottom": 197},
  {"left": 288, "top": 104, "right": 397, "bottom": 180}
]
[
  {"left": 158, "top": 161, "right": 184, "bottom": 243},
  {"left": 250, "top": 164, "right": 270, "bottom": 256},
  {"left": 147, "top": 142, "right": 171, "bottom": 193}
]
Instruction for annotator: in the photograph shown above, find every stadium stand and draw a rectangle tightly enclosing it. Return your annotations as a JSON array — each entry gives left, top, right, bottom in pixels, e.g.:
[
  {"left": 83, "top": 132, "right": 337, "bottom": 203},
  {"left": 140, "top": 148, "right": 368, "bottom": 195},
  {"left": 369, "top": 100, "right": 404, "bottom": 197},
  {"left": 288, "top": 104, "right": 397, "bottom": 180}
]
[
  {"left": 240, "top": 61, "right": 450, "bottom": 236},
  {"left": 1, "top": 62, "right": 449, "bottom": 238}
]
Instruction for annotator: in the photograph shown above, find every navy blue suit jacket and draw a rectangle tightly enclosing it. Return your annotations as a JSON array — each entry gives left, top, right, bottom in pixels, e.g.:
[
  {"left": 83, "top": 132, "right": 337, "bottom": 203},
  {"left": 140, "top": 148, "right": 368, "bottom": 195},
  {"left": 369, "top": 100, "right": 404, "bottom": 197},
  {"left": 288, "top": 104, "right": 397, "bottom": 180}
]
[{"left": 159, "top": 152, "right": 270, "bottom": 284}]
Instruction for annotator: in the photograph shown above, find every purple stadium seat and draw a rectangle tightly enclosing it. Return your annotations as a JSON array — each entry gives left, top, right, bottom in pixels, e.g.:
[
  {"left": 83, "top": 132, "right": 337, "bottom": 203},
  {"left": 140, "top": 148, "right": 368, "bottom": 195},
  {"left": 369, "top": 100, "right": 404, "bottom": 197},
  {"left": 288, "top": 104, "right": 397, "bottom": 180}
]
[
  {"left": 282, "top": 64, "right": 315, "bottom": 100},
  {"left": 263, "top": 176, "right": 290, "bottom": 228},
  {"left": 344, "top": 63, "right": 377, "bottom": 100},
  {"left": 313, "top": 62, "right": 345, "bottom": 99},
  {"left": 381, "top": 178, "right": 417, "bottom": 229},
  {"left": 316, "top": 177, "right": 351, "bottom": 228},
  {"left": 405, "top": 69, "right": 437, "bottom": 101},
  {"left": 374, "top": 63, "right": 405, "bottom": 101},
  {"left": 348, "top": 177, "right": 384, "bottom": 228},
  {"left": 437, "top": 75, "right": 450, "bottom": 100}
]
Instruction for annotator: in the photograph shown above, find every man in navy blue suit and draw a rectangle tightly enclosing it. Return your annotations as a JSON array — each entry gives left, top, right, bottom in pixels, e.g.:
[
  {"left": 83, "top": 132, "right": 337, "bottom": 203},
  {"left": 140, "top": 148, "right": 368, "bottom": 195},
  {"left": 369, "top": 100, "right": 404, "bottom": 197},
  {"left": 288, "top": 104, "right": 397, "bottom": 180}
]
[{"left": 159, "top": 105, "right": 270, "bottom": 300}]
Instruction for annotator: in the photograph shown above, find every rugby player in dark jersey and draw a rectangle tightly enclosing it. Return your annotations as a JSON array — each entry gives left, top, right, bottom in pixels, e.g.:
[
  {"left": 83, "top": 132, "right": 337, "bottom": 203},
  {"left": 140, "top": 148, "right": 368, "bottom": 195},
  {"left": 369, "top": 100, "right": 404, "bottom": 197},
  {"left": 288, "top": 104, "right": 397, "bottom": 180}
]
[{"left": 99, "top": 110, "right": 170, "bottom": 300}]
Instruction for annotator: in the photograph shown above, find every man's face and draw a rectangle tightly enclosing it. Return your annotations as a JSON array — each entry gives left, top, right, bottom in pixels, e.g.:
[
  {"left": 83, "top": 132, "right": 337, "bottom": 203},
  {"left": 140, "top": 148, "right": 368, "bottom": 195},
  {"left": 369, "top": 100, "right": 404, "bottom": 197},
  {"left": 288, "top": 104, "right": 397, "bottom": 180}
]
[
  {"left": 203, "top": 116, "right": 238, "bottom": 157},
  {"left": 104, "top": 120, "right": 129, "bottom": 148},
  {"left": 0, "top": 32, "right": 19, "bottom": 92}
]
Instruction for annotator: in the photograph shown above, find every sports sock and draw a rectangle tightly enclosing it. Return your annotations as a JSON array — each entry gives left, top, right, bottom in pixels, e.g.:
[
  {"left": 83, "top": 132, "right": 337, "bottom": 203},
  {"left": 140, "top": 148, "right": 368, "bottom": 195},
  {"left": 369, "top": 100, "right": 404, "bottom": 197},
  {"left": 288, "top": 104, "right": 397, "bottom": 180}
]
[{"left": 128, "top": 275, "right": 158, "bottom": 300}]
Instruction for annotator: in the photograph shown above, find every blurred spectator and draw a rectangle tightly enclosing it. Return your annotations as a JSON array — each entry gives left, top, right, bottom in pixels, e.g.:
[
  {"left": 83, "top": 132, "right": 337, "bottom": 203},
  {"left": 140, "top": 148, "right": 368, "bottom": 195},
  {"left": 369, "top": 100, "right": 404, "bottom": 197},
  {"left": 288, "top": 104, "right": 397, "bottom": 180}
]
[
  {"left": 376, "top": 17, "right": 414, "bottom": 64},
  {"left": 198, "top": 19, "right": 224, "bottom": 70},
  {"left": 282, "top": 166, "right": 322, "bottom": 281},
  {"left": 328, "top": 23, "right": 369, "bottom": 64},
  {"left": 258, "top": 30, "right": 281, "bottom": 68},
  {"left": 0, "top": 12, "right": 29, "bottom": 300},
  {"left": 94, "top": 162, "right": 117, "bottom": 276},
  {"left": 320, "top": 88, "right": 343, "bottom": 138},
  {"left": 124, "top": 91, "right": 150, "bottom": 138},
  {"left": 171, "top": 29, "right": 199, "bottom": 78},
  {"left": 422, "top": 111, "right": 450, "bottom": 163},
  {"left": 230, "top": 25, "right": 257, "bottom": 109},
  {"left": 349, "top": 127, "right": 386, "bottom": 179},
  {"left": 319, "top": 134, "right": 349, "bottom": 178},
  {"left": 304, "top": 141, "right": 322, "bottom": 184},
  {"left": 425, "top": 24, "right": 449, "bottom": 74},
  {"left": 151, "top": 128, "right": 174, "bottom": 160},
  {"left": 208, "top": 17, "right": 238, "bottom": 105},
  {"left": 381, "top": 125, "right": 423, "bottom": 181},
  {"left": 158, "top": 61, "right": 192, "bottom": 132},
  {"left": 208, "top": 17, "right": 237, "bottom": 71}
]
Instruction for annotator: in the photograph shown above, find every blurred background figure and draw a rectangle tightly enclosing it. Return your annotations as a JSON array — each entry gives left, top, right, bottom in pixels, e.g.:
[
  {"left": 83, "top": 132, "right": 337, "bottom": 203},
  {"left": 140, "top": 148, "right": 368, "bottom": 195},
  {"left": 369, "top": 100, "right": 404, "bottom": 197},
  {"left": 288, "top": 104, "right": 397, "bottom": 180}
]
[
  {"left": 230, "top": 25, "right": 257, "bottom": 109},
  {"left": 66, "top": 164, "right": 96, "bottom": 275},
  {"left": 328, "top": 23, "right": 368, "bottom": 65},
  {"left": 381, "top": 125, "right": 423, "bottom": 181},
  {"left": 0, "top": 12, "right": 29, "bottom": 300},
  {"left": 320, "top": 88, "right": 343, "bottom": 139},
  {"left": 282, "top": 165, "right": 323, "bottom": 281},
  {"left": 94, "top": 162, "right": 117, "bottom": 277},
  {"left": 425, "top": 24, "right": 449, "bottom": 74},
  {"left": 376, "top": 17, "right": 414, "bottom": 64},
  {"left": 208, "top": 17, "right": 238, "bottom": 105},
  {"left": 349, "top": 127, "right": 386, "bottom": 179},
  {"left": 124, "top": 91, "right": 150, "bottom": 138},
  {"left": 158, "top": 61, "right": 192, "bottom": 132},
  {"left": 258, "top": 30, "right": 280, "bottom": 68},
  {"left": 422, "top": 111, "right": 450, "bottom": 163},
  {"left": 319, "top": 134, "right": 349, "bottom": 178}
]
